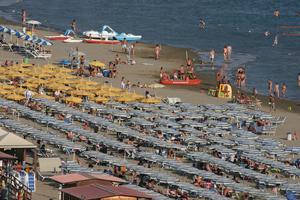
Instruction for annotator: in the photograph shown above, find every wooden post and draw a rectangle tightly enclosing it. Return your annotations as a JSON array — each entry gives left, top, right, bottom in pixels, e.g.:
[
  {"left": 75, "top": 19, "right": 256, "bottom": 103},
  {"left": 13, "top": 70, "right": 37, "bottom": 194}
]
[
  {"left": 33, "top": 149, "right": 37, "bottom": 176},
  {"left": 23, "top": 148, "right": 27, "bottom": 162}
]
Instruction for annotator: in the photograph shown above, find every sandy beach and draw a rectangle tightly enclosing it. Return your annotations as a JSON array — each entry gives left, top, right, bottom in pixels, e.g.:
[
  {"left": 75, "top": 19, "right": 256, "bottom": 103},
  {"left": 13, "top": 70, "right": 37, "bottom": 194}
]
[
  {"left": 0, "top": 20, "right": 299, "bottom": 144},
  {"left": 0, "top": 18, "right": 300, "bottom": 200}
]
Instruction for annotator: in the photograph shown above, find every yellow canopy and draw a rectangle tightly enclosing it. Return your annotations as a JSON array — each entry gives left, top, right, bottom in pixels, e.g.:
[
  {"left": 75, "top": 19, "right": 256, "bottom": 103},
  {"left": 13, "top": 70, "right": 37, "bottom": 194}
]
[
  {"left": 94, "top": 97, "right": 109, "bottom": 103},
  {"left": 116, "top": 97, "right": 136, "bottom": 103},
  {"left": 89, "top": 60, "right": 105, "bottom": 68},
  {"left": 6, "top": 94, "right": 25, "bottom": 101},
  {"left": 26, "top": 78, "right": 48, "bottom": 84},
  {"left": 101, "top": 92, "right": 121, "bottom": 98},
  {"left": 33, "top": 94, "right": 55, "bottom": 100},
  {"left": 22, "top": 82, "right": 39, "bottom": 89},
  {"left": 0, "top": 90, "right": 12, "bottom": 95},
  {"left": 69, "top": 90, "right": 94, "bottom": 97},
  {"left": 140, "top": 97, "right": 161, "bottom": 104},
  {"left": 74, "top": 85, "right": 95, "bottom": 91},
  {"left": 48, "top": 84, "right": 71, "bottom": 91},
  {"left": 0, "top": 85, "right": 15, "bottom": 90},
  {"left": 64, "top": 96, "right": 82, "bottom": 104}
]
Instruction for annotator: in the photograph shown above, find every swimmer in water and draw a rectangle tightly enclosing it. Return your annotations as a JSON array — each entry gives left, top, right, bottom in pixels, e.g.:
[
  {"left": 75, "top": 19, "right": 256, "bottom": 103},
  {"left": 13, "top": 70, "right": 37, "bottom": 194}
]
[
  {"left": 272, "top": 34, "right": 278, "bottom": 46},
  {"left": 298, "top": 73, "right": 300, "bottom": 87},
  {"left": 264, "top": 31, "right": 270, "bottom": 37},
  {"left": 274, "top": 10, "right": 280, "bottom": 17},
  {"left": 199, "top": 19, "right": 206, "bottom": 29}
]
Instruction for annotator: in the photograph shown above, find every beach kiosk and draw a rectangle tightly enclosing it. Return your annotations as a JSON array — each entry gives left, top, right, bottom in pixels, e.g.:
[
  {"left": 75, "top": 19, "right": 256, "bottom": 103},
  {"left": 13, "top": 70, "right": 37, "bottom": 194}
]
[{"left": 217, "top": 84, "right": 232, "bottom": 99}]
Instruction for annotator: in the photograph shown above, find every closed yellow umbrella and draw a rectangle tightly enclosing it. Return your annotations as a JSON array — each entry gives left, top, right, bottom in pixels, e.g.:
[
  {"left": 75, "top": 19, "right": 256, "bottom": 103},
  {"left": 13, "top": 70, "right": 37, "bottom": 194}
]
[
  {"left": 33, "top": 94, "right": 55, "bottom": 100},
  {"left": 94, "top": 97, "right": 109, "bottom": 103},
  {"left": 89, "top": 60, "right": 105, "bottom": 68},
  {"left": 6, "top": 94, "right": 25, "bottom": 101},
  {"left": 65, "top": 96, "right": 82, "bottom": 104},
  {"left": 140, "top": 97, "right": 161, "bottom": 104}
]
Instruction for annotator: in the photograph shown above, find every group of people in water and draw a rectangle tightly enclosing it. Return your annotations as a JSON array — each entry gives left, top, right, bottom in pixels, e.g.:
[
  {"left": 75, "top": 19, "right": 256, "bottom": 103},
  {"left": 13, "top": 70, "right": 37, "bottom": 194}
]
[
  {"left": 160, "top": 58, "right": 196, "bottom": 81},
  {"left": 268, "top": 80, "right": 287, "bottom": 98}
]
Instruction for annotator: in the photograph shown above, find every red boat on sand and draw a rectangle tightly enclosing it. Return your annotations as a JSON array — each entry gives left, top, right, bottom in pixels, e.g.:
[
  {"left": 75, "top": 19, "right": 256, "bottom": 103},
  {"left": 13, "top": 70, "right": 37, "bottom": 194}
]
[
  {"left": 160, "top": 78, "right": 201, "bottom": 85},
  {"left": 83, "top": 38, "right": 121, "bottom": 44}
]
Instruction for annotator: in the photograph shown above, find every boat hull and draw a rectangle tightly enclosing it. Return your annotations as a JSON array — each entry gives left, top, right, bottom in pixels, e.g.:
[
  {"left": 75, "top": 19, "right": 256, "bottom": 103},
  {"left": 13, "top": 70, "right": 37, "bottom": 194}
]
[
  {"left": 83, "top": 39, "right": 120, "bottom": 44},
  {"left": 45, "top": 35, "right": 71, "bottom": 41},
  {"left": 160, "top": 79, "right": 201, "bottom": 85},
  {"left": 63, "top": 38, "right": 83, "bottom": 43}
]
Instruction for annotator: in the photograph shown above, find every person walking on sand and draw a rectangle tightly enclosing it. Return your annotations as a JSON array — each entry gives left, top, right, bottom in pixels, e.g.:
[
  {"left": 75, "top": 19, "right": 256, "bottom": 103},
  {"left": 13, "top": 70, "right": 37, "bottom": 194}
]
[
  {"left": 281, "top": 83, "right": 287, "bottom": 97},
  {"left": 274, "top": 82, "right": 279, "bottom": 97},
  {"left": 209, "top": 49, "right": 215, "bottom": 63},
  {"left": 268, "top": 80, "right": 273, "bottom": 95},
  {"left": 155, "top": 44, "right": 160, "bottom": 60},
  {"left": 121, "top": 38, "right": 128, "bottom": 53},
  {"left": 269, "top": 95, "right": 276, "bottom": 112},
  {"left": 121, "top": 77, "right": 126, "bottom": 90}
]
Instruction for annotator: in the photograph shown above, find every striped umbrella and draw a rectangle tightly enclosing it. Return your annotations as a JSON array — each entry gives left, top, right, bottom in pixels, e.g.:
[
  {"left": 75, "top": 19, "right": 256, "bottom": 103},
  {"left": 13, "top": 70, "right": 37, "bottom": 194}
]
[
  {"left": 37, "top": 39, "right": 52, "bottom": 46},
  {"left": 20, "top": 34, "right": 33, "bottom": 41},
  {"left": 0, "top": 25, "right": 9, "bottom": 32},
  {"left": 15, "top": 31, "right": 25, "bottom": 38}
]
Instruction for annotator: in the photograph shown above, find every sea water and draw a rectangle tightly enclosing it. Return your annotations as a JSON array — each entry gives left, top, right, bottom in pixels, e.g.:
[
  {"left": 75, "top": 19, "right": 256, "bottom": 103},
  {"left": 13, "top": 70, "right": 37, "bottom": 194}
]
[{"left": 1, "top": 0, "right": 299, "bottom": 101}]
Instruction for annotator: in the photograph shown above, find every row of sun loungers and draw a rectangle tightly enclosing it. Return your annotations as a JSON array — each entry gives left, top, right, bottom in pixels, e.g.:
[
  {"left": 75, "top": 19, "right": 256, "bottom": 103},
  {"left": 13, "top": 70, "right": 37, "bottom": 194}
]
[{"left": 0, "top": 96, "right": 298, "bottom": 198}]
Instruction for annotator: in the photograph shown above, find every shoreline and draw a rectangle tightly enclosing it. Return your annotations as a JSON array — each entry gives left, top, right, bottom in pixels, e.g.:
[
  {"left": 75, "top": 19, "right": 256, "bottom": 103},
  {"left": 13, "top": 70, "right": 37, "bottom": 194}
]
[{"left": 0, "top": 16, "right": 299, "bottom": 114}]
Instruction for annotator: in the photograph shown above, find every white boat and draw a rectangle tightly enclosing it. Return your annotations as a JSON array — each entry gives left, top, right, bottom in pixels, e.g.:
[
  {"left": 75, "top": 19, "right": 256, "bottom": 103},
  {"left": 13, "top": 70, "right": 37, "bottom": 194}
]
[
  {"left": 83, "top": 25, "right": 116, "bottom": 39},
  {"left": 63, "top": 38, "right": 83, "bottom": 43},
  {"left": 82, "top": 25, "right": 142, "bottom": 42}
]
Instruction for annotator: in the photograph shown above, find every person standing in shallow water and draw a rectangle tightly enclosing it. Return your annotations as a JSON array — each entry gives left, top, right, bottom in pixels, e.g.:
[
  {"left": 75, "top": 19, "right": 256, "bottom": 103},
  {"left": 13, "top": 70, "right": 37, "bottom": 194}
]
[
  {"left": 155, "top": 44, "right": 160, "bottom": 60},
  {"left": 268, "top": 80, "right": 273, "bottom": 95},
  {"left": 281, "top": 83, "right": 287, "bottom": 98},
  {"left": 274, "top": 83, "right": 279, "bottom": 98}
]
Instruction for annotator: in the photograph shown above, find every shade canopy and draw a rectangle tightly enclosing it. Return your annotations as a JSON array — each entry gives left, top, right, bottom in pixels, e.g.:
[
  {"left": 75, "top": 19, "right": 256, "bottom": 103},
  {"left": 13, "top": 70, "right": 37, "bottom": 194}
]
[
  {"left": 0, "top": 129, "right": 36, "bottom": 149},
  {"left": 50, "top": 173, "right": 126, "bottom": 185},
  {"left": 62, "top": 184, "right": 152, "bottom": 200}
]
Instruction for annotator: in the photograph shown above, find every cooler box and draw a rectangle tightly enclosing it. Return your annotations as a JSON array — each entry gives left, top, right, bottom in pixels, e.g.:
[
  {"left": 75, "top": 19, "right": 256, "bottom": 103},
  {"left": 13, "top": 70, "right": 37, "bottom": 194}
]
[{"left": 102, "top": 70, "right": 110, "bottom": 77}]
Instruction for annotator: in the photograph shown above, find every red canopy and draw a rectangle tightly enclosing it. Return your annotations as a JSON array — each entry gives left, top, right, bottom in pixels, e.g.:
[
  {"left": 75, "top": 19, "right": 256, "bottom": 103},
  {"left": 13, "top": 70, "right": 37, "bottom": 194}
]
[
  {"left": 0, "top": 152, "right": 16, "bottom": 160},
  {"left": 62, "top": 184, "right": 152, "bottom": 200}
]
